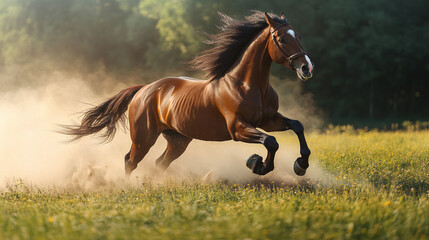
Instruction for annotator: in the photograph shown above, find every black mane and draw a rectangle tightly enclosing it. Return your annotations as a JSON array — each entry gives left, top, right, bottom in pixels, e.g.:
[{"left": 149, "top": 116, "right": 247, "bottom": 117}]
[{"left": 190, "top": 11, "right": 286, "bottom": 81}]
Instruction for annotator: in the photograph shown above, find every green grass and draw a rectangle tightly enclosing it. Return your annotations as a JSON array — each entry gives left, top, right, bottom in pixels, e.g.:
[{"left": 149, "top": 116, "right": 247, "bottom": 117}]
[
  {"left": 1, "top": 131, "right": 428, "bottom": 240},
  {"left": 310, "top": 131, "right": 429, "bottom": 194}
]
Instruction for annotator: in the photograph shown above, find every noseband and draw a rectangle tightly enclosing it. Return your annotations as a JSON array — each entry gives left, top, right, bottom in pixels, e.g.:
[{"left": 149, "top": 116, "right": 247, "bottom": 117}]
[{"left": 271, "top": 22, "right": 307, "bottom": 69}]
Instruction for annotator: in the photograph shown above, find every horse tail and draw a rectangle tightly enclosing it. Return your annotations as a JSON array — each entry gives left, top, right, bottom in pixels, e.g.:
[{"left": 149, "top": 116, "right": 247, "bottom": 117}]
[{"left": 60, "top": 85, "right": 144, "bottom": 142}]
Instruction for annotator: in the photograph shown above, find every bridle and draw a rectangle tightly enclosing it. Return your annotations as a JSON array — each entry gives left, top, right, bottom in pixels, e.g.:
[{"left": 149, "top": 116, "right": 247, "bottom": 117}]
[{"left": 270, "top": 22, "right": 307, "bottom": 70}]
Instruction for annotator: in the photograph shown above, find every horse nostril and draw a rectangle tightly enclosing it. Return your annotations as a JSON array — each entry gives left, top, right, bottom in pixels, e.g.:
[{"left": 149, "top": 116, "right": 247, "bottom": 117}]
[{"left": 301, "top": 65, "right": 309, "bottom": 74}]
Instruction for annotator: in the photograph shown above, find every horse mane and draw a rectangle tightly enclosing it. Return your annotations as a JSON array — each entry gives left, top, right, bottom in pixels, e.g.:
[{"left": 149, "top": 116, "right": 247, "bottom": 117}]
[{"left": 190, "top": 11, "right": 286, "bottom": 81}]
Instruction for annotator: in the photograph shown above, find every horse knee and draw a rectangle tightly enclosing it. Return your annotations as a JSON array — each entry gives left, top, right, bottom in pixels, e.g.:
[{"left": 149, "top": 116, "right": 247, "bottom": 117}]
[
  {"left": 264, "top": 136, "right": 279, "bottom": 152},
  {"left": 289, "top": 120, "right": 304, "bottom": 134}
]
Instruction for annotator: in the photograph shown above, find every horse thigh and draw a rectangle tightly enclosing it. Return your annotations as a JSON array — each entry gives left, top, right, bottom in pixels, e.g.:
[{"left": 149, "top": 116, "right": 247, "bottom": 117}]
[{"left": 126, "top": 109, "right": 161, "bottom": 175}]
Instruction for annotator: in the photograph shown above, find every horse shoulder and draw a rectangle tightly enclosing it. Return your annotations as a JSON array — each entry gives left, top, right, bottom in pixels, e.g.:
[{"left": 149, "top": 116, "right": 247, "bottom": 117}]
[{"left": 261, "top": 85, "right": 280, "bottom": 120}]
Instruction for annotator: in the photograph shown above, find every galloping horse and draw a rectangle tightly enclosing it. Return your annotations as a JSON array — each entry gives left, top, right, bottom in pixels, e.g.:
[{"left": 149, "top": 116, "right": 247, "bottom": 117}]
[{"left": 62, "top": 11, "right": 314, "bottom": 177}]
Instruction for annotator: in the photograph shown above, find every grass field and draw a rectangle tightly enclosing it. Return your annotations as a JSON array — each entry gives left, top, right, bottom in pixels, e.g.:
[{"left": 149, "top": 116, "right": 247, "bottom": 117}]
[{"left": 0, "top": 130, "right": 428, "bottom": 240}]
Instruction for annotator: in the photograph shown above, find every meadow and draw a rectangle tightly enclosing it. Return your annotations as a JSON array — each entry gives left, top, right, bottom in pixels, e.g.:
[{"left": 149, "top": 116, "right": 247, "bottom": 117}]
[{"left": 0, "top": 130, "right": 428, "bottom": 240}]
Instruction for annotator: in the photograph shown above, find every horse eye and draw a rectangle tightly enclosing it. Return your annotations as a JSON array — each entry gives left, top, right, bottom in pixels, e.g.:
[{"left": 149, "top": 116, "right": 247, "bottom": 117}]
[{"left": 278, "top": 37, "right": 286, "bottom": 44}]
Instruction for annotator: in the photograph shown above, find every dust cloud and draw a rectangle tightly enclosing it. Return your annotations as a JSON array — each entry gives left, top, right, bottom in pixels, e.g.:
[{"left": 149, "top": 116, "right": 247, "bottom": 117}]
[{"left": 0, "top": 71, "right": 334, "bottom": 192}]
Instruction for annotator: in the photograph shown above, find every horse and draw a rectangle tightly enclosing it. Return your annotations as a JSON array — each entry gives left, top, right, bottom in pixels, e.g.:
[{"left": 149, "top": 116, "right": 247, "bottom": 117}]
[{"left": 62, "top": 11, "right": 314, "bottom": 177}]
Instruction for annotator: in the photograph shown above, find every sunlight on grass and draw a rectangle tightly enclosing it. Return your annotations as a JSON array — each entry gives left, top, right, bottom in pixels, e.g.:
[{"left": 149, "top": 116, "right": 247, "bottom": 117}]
[{"left": 1, "top": 131, "right": 428, "bottom": 240}]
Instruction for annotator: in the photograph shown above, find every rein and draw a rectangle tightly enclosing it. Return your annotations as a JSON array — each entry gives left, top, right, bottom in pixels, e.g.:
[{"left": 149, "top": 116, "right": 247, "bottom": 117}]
[{"left": 270, "top": 22, "right": 307, "bottom": 69}]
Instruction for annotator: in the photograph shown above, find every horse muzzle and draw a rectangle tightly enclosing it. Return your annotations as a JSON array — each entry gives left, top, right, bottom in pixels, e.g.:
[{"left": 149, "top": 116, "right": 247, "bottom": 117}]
[
  {"left": 293, "top": 58, "right": 313, "bottom": 81},
  {"left": 296, "top": 67, "right": 313, "bottom": 81}
]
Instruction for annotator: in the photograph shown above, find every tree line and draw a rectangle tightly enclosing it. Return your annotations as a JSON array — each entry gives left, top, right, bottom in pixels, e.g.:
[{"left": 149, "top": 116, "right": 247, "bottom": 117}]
[{"left": 0, "top": 0, "right": 428, "bottom": 121}]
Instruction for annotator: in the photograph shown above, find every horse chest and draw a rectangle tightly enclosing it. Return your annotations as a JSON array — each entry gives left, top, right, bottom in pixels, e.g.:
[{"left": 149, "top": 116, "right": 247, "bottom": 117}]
[{"left": 238, "top": 94, "right": 275, "bottom": 126}]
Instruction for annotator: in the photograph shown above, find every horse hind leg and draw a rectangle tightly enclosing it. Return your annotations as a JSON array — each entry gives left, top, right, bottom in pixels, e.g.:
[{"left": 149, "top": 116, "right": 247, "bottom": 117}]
[
  {"left": 155, "top": 130, "right": 192, "bottom": 171},
  {"left": 124, "top": 151, "right": 131, "bottom": 171},
  {"left": 125, "top": 142, "right": 156, "bottom": 177},
  {"left": 125, "top": 125, "right": 160, "bottom": 177}
]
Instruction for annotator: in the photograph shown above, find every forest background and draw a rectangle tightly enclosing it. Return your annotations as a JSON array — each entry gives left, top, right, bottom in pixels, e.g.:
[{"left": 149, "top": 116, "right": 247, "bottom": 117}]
[{"left": 1, "top": 0, "right": 428, "bottom": 127}]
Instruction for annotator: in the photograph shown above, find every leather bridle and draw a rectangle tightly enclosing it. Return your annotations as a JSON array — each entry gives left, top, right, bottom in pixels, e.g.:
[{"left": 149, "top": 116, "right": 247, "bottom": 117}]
[{"left": 270, "top": 22, "right": 307, "bottom": 70}]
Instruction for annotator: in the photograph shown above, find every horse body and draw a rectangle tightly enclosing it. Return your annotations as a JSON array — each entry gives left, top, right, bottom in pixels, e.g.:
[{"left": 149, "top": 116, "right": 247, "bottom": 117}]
[
  {"left": 62, "top": 11, "right": 314, "bottom": 177},
  {"left": 130, "top": 77, "right": 231, "bottom": 141}
]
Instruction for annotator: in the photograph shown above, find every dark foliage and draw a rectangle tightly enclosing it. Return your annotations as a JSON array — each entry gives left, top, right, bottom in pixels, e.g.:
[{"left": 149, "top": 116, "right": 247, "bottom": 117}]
[{"left": 0, "top": 0, "right": 428, "bottom": 122}]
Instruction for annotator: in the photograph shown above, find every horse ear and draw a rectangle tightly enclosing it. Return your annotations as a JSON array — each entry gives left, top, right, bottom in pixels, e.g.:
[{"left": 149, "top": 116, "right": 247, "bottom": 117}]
[
  {"left": 280, "top": 12, "right": 285, "bottom": 20},
  {"left": 264, "top": 12, "right": 278, "bottom": 28}
]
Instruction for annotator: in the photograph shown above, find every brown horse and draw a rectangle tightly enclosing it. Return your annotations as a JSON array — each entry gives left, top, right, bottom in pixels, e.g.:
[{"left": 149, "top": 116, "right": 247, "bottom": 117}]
[{"left": 62, "top": 11, "right": 314, "bottom": 177}]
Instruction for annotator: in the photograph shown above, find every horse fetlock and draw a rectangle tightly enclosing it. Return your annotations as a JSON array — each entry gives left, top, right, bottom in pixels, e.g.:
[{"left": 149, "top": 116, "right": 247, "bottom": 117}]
[
  {"left": 124, "top": 152, "right": 131, "bottom": 161},
  {"left": 125, "top": 160, "right": 137, "bottom": 174},
  {"left": 265, "top": 163, "right": 274, "bottom": 173},
  {"left": 301, "top": 148, "right": 311, "bottom": 158},
  {"left": 155, "top": 160, "right": 169, "bottom": 171}
]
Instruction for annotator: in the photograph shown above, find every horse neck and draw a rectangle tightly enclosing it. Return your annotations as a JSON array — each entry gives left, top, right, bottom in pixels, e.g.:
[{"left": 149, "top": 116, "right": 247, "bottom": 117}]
[{"left": 226, "top": 28, "right": 272, "bottom": 92}]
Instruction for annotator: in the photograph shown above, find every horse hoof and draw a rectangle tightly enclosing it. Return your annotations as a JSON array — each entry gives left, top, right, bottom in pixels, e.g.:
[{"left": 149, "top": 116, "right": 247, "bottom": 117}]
[
  {"left": 294, "top": 159, "right": 307, "bottom": 176},
  {"left": 246, "top": 154, "right": 263, "bottom": 173}
]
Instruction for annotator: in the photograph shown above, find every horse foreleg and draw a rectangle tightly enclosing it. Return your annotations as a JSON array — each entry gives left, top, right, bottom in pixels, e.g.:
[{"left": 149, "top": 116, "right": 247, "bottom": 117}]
[
  {"left": 260, "top": 113, "right": 311, "bottom": 176},
  {"left": 231, "top": 121, "right": 279, "bottom": 175}
]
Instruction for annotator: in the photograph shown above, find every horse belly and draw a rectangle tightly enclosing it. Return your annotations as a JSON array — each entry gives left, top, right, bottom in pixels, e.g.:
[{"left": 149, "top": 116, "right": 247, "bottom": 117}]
[
  {"left": 169, "top": 106, "right": 231, "bottom": 141},
  {"left": 157, "top": 81, "right": 231, "bottom": 141}
]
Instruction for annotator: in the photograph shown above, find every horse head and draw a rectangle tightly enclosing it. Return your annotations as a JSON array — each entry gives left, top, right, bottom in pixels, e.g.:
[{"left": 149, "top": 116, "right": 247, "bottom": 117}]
[{"left": 264, "top": 12, "right": 314, "bottom": 81}]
